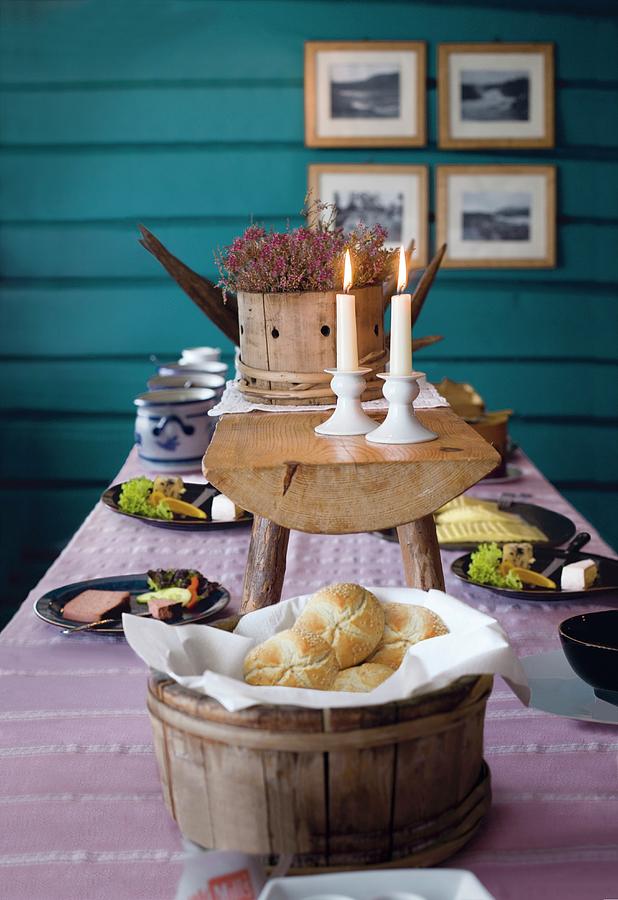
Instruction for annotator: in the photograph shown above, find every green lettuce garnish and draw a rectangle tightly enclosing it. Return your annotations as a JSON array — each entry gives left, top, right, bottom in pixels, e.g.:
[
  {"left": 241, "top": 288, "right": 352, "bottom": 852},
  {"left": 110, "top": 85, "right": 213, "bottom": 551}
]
[
  {"left": 467, "top": 542, "right": 522, "bottom": 589},
  {"left": 117, "top": 477, "right": 173, "bottom": 520}
]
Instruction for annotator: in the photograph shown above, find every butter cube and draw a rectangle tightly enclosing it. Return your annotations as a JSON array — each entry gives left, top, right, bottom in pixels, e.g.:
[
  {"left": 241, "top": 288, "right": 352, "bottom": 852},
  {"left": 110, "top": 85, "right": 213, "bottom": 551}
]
[{"left": 560, "top": 559, "right": 598, "bottom": 591}]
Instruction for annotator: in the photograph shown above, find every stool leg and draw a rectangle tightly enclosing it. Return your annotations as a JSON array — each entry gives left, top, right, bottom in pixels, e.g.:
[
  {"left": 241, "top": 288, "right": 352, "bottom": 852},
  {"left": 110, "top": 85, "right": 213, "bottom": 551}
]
[
  {"left": 397, "top": 514, "right": 445, "bottom": 591},
  {"left": 241, "top": 515, "right": 291, "bottom": 613}
]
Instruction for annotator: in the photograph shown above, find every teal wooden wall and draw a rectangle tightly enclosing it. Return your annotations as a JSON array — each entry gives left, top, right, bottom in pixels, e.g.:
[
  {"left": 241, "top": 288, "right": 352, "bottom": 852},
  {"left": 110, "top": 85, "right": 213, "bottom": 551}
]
[{"left": 1, "top": 0, "right": 617, "bottom": 610}]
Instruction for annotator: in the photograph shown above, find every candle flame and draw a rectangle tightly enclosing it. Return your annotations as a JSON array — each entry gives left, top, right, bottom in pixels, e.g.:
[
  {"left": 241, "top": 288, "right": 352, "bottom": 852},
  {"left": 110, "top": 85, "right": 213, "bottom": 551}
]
[
  {"left": 343, "top": 249, "right": 352, "bottom": 293},
  {"left": 397, "top": 245, "right": 407, "bottom": 294}
]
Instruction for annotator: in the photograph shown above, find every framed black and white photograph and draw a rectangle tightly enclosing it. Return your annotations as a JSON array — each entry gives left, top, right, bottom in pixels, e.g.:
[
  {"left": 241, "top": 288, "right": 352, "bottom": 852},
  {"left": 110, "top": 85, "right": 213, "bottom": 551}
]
[
  {"left": 305, "top": 41, "right": 426, "bottom": 147},
  {"left": 438, "top": 44, "right": 554, "bottom": 148},
  {"left": 308, "top": 164, "right": 428, "bottom": 264},
  {"left": 436, "top": 165, "right": 556, "bottom": 268}
]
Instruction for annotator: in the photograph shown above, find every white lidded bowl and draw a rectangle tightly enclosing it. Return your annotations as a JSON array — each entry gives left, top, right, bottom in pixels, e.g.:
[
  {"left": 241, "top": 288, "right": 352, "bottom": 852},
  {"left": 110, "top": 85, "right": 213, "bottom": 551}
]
[
  {"left": 180, "top": 345, "right": 221, "bottom": 364},
  {"left": 134, "top": 387, "right": 216, "bottom": 473},
  {"left": 147, "top": 373, "right": 225, "bottom": 393},
  {"left": 158, "top": 359, "right": 228, "bottom": 376}
]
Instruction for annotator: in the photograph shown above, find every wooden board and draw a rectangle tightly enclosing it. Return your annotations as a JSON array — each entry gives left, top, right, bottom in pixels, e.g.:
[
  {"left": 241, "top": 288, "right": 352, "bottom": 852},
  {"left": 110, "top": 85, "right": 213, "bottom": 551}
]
[{"left": 203, "top": 407, "right": 499, "bottom": 534}]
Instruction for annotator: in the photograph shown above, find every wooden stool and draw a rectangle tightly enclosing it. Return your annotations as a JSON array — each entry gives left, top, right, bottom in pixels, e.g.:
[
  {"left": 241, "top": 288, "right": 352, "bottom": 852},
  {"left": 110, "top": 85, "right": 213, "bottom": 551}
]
[{"left": 204, "top": 407, "right": 499, "bottom": 613}]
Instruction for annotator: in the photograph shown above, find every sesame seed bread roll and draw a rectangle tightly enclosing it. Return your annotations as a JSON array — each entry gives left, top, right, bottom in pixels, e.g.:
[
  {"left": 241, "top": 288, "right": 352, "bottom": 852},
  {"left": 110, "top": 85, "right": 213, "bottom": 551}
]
[
  {"left": 367, "top": 602, "right": 449, "bottom": 670},
  {"left": 333, "top": 663, "right": 394, "bottom": 693},
  {"left": 294, "top": 583, "right": 385, "bottom": 669},
  {"left": 243, "top": 628, "right": 338, "bottom": 690}
]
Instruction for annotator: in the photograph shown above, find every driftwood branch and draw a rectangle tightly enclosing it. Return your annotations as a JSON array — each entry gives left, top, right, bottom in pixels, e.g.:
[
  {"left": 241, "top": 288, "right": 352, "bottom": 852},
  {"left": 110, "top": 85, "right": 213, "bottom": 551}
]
[
  {"left": 138, "top": 225, "right": 240, "bottom": 345},
  {"left": 410, "top": 243, "right": 447, "bottom": 326}
]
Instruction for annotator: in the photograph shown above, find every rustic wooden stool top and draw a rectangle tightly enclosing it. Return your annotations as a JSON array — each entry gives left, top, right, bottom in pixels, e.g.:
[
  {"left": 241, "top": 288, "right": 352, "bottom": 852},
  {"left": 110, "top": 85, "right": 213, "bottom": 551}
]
[{"left": 204, "top": 407, "right": 499, "bottom": 612}]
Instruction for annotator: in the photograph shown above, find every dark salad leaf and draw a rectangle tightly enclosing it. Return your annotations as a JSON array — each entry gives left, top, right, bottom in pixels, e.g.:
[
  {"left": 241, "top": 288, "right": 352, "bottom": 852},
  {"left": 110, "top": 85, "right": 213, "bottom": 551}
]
[{"left": 146, "top": 569, "right": 218, "bottom": 601}]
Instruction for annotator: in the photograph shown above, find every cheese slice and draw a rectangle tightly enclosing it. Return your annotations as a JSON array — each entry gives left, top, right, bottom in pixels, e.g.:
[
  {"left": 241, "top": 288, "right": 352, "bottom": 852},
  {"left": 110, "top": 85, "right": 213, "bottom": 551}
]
[
  {"left": 560, "top": 559, "right": 598, "bottom": 592},
  {"left": 434, "top": 496, "right": 546, "bottom": 545}
]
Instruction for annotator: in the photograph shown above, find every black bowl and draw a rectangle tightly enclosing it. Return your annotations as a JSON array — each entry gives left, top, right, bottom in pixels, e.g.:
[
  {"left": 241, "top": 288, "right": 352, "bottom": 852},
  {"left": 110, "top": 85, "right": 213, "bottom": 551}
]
[{"left": 559, "top": 611, "right": 618, "bottom": 703}]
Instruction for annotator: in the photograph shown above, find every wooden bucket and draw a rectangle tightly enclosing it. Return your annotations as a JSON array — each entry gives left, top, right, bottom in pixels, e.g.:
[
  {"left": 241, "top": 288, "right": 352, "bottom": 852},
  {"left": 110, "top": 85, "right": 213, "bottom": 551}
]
[
  {"left": 236, "top": 285, "right": 387, "bottom": 405},
  {"left": 147, "top": 673, "right": 492, "bottom": 870}
]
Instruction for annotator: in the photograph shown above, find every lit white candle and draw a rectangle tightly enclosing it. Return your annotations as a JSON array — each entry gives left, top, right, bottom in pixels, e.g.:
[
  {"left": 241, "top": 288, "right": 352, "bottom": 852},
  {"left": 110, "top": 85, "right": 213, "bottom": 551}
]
[
  {"left": 389, "top": 246, "right": 413, "bottom": 375},
  {"left": 336, "top": 249, "right": 358, "bottom": 371}
]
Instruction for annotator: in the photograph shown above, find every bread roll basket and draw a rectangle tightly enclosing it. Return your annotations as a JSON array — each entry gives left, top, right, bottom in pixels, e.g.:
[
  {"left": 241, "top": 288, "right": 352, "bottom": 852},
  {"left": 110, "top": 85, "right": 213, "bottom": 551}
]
[{"left": 146, "top": 613, "right": 493, "bottom": 871}]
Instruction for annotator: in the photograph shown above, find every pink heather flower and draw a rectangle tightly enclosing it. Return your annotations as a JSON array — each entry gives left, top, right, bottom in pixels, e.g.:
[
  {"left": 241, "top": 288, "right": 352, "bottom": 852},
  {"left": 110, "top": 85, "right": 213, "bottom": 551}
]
[{"left": 215, "top": 200, "right": 397, "bottom": 296}]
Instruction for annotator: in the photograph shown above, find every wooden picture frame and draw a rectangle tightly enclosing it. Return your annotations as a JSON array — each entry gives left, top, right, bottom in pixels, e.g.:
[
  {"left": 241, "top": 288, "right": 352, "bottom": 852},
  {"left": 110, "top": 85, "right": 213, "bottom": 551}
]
[
  {"left": 308, "top": 163, "right": 429, "bottom": 266},
  {"left": 305, "top": 41, "right": 426, "bottom": 147},
  {"left": 438, "top": 43, "right": 554, "bottom": 149},
  {"left": 436, "top": 165, "right": 556, "bottom": 269}
]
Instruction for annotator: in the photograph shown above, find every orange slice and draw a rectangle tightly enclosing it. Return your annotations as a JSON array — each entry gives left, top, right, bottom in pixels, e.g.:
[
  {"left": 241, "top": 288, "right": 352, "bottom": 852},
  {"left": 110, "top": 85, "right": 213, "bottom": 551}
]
[
  {"left": 160, "top": 497, "right": 207, "bottom": 520},
  {"left": 499, "top": 560, "right": 513, "bottom": 576},
  {"left": 510, "top": 567, "right": 556, "bottom": 589}
]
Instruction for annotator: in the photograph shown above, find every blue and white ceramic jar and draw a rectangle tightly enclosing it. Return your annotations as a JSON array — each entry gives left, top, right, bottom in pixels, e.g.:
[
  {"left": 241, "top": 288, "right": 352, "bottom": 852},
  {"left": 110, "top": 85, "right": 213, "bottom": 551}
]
[{"left": 134, "top": 388, "right": 216, "bottom": 473}]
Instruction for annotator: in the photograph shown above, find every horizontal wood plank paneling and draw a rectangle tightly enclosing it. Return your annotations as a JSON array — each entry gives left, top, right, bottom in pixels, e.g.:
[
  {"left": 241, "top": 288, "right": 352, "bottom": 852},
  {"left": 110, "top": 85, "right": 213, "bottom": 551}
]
[
  {"left": 559, "top": 487, "right": 618, "bottom": 551},
  {"left": 0, "top": 355, "right": 236, "bottom": 413},
  {"left": 0, "top": 284, "right": 236, "bottom": 357},
  {"left": 0, "top": 358, "right": 615, "bottom": 421},
  {"left": 1, "top": 85, "right": 616, "bottom": 149},
  {"left": 2, "top": 283, "right": 617, "bottom": 359},
  {"left": 1, "top": 148, "right": 617, "bottom": 221},
  {"left": 2, "top": 220, "right": 618, "bottom": 283},
  {"left": 509, "top": 421, "right": 618, "bottom": 484},
  {"left": 0, "top": 417, "right": 132, "bottom": 481},
  {"left": 1, "top": 0, "right": 617, "bottom": 83},
  {"left": 421, "top": 361, "right": 618, "bottom": 419}
]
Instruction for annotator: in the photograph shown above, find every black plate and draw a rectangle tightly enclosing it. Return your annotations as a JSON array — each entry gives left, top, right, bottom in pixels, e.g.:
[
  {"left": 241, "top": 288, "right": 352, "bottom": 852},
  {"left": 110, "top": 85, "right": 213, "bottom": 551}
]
[
  {"left": 376, "top": 501, "right": 575, "bottom": 550},
  {"left": 452, "top": 547, "right": 618, "bottom": 601},
  {"left": 101, "top": 482, "right": 253, "bottom": 531},
  {"left": 33, "top": 573, "right": 230, "bottom": 634}
]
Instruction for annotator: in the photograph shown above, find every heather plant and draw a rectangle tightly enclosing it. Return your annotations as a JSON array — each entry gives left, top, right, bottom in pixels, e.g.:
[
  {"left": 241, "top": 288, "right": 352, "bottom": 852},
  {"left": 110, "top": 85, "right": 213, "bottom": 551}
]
[{"left": 215, "top": 199, "right": 397, "bottom": 298}]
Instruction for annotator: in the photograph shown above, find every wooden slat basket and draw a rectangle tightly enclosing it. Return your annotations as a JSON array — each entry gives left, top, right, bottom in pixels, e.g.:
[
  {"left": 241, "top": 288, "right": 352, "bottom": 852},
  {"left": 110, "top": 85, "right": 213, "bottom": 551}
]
[
  {"left": 236, "top": 284, "right": 386, "bottom": 405},
  {"left": 148, "top": 672, "right": 493, "bottom": 871}
]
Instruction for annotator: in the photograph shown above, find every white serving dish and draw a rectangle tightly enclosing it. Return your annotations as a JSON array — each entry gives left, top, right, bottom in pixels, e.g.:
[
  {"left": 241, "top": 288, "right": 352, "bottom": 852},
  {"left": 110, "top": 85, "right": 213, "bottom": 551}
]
[
  {"left": 147, "top": 373, "right": 225, "bottom": 393},
  {"left": 158, "top": 359, "right": 228, "bottom": 376},
  {"left": 258, "top": 869, "right": 495, "bottom": 900},
  {"left": 181, "top": 346, "right": 221, "bottom": 364}
]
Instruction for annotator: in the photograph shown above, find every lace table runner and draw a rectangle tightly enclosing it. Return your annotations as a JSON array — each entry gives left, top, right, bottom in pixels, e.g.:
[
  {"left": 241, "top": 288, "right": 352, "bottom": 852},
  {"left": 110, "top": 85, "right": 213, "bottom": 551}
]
[{"left": 210, "top": 374, "right": 448, "bottom": 416}]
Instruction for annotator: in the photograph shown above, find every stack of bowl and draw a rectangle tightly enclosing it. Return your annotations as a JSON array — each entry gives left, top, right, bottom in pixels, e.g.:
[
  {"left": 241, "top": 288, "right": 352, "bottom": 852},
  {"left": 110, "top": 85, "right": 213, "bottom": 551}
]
[{"left": 134, "top": 346, "right": 229, "bottom": 473}]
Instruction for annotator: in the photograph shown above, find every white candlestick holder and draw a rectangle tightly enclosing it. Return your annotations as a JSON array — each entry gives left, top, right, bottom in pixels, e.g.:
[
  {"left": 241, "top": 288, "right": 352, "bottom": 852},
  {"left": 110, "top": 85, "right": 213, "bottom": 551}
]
[
  {"left": 366, "top": 371, "right": 437, "bottom": 445},
  {"left": 314, "top": 367, "right": 377, "bottom": 436}
]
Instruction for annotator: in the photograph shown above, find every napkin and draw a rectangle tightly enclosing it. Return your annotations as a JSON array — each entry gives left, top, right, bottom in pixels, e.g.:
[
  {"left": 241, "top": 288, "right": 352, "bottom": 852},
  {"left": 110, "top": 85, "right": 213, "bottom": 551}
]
[{"left": 123, "top": 587, "right": 530, "bottom": 711}]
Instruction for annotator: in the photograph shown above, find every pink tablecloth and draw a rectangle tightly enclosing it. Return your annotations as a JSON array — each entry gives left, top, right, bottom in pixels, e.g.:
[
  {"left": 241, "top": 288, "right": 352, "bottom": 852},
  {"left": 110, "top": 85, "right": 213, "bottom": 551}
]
[{"left": 1, "top": 449, "right": 617, "bottom": 900}]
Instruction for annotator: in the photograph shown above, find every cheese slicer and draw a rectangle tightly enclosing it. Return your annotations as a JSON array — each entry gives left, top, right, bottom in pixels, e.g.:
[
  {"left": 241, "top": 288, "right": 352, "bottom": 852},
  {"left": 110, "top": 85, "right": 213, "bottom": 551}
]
[{"left": 541, "top": 532, "right": 591, "bottom": 580}]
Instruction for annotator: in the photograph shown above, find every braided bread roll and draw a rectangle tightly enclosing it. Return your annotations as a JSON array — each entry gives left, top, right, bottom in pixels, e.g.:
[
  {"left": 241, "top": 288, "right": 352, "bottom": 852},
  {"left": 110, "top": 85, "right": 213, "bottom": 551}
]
[
  {"left": 294, "top": 583, "right": 385, "bottom": 669},
  {"left": 367, "top": 602, "right": 448, "bottom": 669},
  {"left": 243, "top": 628, "right": 338, "bottom": 690}
]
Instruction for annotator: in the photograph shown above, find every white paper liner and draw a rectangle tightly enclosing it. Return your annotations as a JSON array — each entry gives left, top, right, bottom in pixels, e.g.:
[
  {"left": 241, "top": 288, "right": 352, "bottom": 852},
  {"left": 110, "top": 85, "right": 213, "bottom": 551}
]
[
  {"left": 208, "top": 375, "right": 449, "bottom": 416},
  {"left": 123, "top": 587, "right": 529, "bottom": 711}
]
